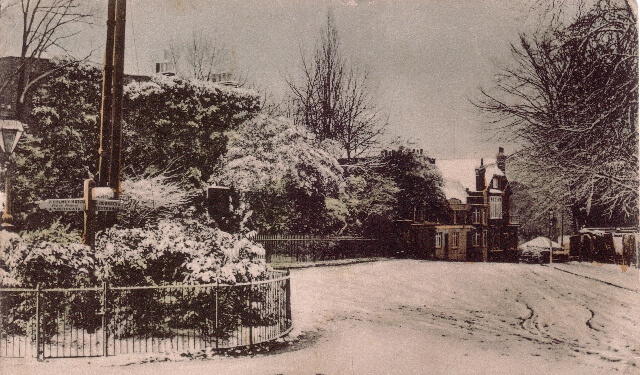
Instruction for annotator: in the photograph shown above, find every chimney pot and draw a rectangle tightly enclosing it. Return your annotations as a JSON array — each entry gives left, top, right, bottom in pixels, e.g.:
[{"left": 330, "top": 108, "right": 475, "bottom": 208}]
[{"left": 497, "top": 147, "right": 506, "bottom": 173}]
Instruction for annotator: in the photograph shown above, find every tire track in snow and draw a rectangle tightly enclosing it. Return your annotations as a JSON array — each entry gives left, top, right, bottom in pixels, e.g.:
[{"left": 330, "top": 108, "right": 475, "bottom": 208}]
[
  {"left": 527, "top": 267, "right": 631, "bottom": 364},
  {"left": 585, "top": 309, "right": 601, "bottom": 332},
  {"left": 544, "top": 265, "right": 638, "bottom": 293}
]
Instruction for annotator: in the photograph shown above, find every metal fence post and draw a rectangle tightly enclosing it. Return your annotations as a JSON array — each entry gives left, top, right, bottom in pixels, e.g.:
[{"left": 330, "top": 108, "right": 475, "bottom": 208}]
[
  {"left": 34, "top": 283, "right": 42, "bottom": 361},
  {"left": 248, "top": 284, "right": 253, "bottom": 347},
  {"left": 102, "top": 281, "right": 108, "bottom": 357},
  {"left": 215, "top": 279, "right": 219, "bottom": 350},
  {"left": 285, "top": 270, "right": 291, "bottom": 325}
]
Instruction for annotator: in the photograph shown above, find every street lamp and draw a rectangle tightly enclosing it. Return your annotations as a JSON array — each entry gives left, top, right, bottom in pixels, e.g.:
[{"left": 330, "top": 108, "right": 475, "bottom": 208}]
[
  {"left": 548, "top": 209, "right": 554, "bottom": 264},
  {"left": 0, "top": 119, "right": 25, "bottom": 229}
]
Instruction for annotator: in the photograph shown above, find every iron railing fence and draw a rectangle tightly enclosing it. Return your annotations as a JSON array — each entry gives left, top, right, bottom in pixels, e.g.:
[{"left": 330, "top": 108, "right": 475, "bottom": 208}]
[
  {"left": 0, "top": 270, "right": 292, "bottom": 360},
  {"left": 0, "top": 288, "right": 38, "bottom": 358},
  {"left": 249, "top": 234, "right": 387, "bottom": 264}
]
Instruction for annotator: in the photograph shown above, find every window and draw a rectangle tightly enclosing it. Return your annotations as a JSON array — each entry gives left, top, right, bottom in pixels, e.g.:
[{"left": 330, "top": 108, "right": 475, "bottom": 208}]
[
  {"left": 451, "top": 232, "right": 459, "bottom": 248},
  {"left": 493, "top": 177, "right": 499, "bottom": 189},
  {"left": 489, "top": 196, "right": 502, "bottom": 219},
  {"left": 473, "top": 231, "right": 480, "bottom": 246},
  {"left": 435, "top": 232, "right": 442, "bottom": 248},
  {"left": 472, "top": 208, "right": 481, "bottom": 223}
]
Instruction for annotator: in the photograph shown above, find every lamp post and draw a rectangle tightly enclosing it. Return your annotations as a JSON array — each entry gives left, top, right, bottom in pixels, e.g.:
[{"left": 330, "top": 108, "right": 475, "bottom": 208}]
[
  {"left": 548, "top": 209, "right": 554, "bottom": 264},
  {"left": 0, "top": 119, "right": 25, "bottom": 229}
]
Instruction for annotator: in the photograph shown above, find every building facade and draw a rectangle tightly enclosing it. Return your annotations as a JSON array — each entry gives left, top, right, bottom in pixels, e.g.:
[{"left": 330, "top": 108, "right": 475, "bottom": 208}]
[{"left": 396, "top": 147, "right": 519, "bottom": 262}]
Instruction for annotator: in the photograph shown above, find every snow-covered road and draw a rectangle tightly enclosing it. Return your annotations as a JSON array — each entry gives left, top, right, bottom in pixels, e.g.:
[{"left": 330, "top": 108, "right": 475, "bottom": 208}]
[{"left": 4, "top": 260, "right": 639, "bottom": 374}]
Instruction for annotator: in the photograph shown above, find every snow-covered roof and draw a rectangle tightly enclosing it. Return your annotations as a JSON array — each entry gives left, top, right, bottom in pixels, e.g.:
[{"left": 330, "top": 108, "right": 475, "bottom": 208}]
[
  {"left": 436, "top": 158, "right": 504, "bottom": 200},
  {"left": 441, "top": 179, "right": 467, "bottom": 202},
  {"left": 519, "top": 236, "right": 562, "bottom": 250}
]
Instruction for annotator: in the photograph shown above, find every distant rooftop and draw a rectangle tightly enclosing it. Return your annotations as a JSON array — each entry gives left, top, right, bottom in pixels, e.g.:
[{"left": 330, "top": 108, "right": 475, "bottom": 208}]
[{"left": 436, "top": 157, "right": 504, "bottom": 201}]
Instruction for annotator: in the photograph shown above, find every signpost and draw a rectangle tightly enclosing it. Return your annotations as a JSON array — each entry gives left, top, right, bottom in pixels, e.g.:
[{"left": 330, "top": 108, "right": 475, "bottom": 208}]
[
  {"left": 37, "top": 198, "right": 85, "bottom": 212},
  {"left": 37, "top": 198, "right": 122, "bottom": 212},
  {"left": 95, "top": 199, "right": 124, "bottom": 211},
  {"left": 36, "top": 179, "right": 123, "bottom": 246}
]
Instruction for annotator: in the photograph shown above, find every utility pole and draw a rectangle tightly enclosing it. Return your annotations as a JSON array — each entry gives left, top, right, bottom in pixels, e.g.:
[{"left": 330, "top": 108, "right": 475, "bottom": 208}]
[
  {"left": 98, "top": 0, "right": 116, "bottom": 187},
  {"left": 87, "top": 0, "right": 125, "bottom": 245},
  {"left": 110, "top": 0, "right": 126, "bottom": 197}
]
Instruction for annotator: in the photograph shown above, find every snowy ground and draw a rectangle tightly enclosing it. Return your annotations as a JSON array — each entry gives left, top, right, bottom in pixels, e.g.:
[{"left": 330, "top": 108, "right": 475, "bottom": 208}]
[{"left": 3, "top": 260, "right": 639, "bottom": 374}]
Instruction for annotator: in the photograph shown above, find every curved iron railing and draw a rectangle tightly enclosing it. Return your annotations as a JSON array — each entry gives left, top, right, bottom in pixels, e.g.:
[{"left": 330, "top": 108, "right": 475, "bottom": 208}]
[{"left": 0, "top": 270, "right": 292, "bottom": 359}]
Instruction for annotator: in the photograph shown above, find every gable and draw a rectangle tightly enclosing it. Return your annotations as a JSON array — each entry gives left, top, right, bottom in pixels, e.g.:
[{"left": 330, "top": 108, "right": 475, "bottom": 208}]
[{"left": 436, "top": 158, "right": 507, "bottom": 201}]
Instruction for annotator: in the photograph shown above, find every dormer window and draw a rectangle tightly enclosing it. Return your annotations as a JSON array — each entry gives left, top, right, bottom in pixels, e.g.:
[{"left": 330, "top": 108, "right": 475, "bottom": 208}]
[{"left": 493, "top": 177, "right": 499, "bottom": 189}]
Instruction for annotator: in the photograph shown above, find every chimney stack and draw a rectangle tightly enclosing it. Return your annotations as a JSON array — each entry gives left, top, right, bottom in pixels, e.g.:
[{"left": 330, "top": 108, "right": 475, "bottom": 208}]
[
  {"left": 497, "top": 147, "right": 506, "bottom": 173},
  {"left": 475, "top": 159, "right": 486, "bottom": 191}
]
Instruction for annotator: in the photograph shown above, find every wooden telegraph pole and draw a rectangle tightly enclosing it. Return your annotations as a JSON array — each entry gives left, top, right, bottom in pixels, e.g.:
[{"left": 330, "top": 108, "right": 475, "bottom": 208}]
[
  {"left": 98, "top": 0, "right": 116, "bottom": 187},
  {"left": 110, "top": 0, "right": 126, "bottom": 197},
  {"left": 87, "top": 0, "right": 126, "bottom": 245}
]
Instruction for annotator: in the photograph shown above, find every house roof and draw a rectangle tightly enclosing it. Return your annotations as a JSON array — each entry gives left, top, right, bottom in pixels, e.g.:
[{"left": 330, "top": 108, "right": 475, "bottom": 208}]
[
  {"left": 519, "top": 236, "right": 562, "bottom": 250},
  {"left": 436, "top": 158, "right": 504, "bottom": 200}
]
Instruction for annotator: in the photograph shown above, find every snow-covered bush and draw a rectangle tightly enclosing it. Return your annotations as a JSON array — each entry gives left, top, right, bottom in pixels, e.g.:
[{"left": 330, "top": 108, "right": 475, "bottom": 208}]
[
  {"left": 20, "top": 219, "right": 82, "bottom": 244},
  {"left": 0, "top": 231, "right": 21, "bottom": 286},
  {"left": 6, "top": 240, "right": 95, "bottom": 288},
  {"left": 124, "top": 74, "right": 261, "bottom": 186},
  {"left": 120, "top": 172, "right": 198, "bottom": 227},
  {"left": 94, "top": 219, "right": 269, "bottom": 338},
  {"left": 3, "top": 239, "right": 99, "bottom": 336},
  {"left": 13, "top": 60, "right": 261, "bottom": 231},
  {"left": 0, "top": 220, "right": 271, "bottom": 339},
  {"left": 95, "top": 219, "right": 267, "bottom": 286},
  {"left": 213, "top": 114, "right": 344, "bottom": 234}
]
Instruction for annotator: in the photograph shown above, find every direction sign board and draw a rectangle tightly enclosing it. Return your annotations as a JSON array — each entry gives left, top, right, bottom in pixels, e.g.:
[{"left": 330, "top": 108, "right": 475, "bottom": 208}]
[
  {"left": 94, "top": 199, "right": 124, "bottom": 211},
  {"left": 37, "top": 198, "right": 85, "bottom": 212}
]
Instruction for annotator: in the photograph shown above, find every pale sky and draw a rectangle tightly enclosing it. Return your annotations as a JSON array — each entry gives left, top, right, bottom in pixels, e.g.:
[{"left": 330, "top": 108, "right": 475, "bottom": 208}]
[{"left": 1, "top": 0, "right": 539, "bottom": 159}]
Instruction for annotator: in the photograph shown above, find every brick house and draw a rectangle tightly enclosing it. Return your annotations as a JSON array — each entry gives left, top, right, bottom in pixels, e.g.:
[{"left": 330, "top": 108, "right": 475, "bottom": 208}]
[{"left": 396, "top": 147, "right": 519, "bottom": 262}]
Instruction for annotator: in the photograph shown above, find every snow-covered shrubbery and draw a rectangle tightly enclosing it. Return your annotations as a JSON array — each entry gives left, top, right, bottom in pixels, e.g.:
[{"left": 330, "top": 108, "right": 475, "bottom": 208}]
[
  {"left": 119, "top": 172, "right": 198, "bottom": 227},
  {"left": 0, "top": 219, "right": 267, "bottom": 288},
  {"left": 0, "top": 222, "right": 271, "bottom": 339},
  {"left": 124, "top": 74, "right": 261, "bottom": 184},
  {"left": 96, "top": 219, "right": 267, "bottom": 286},
  {"left": 14, "top": 60, "right": 261, "bottom": 231},
  {"left": 212, "top": 114, "right": 345, "bottom": 234}
]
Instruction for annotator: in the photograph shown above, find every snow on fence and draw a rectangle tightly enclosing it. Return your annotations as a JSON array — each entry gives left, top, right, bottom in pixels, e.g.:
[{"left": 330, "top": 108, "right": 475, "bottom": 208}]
[
  {"left": 249, "top": 234, "right": 388, "bottom": 264},
  {"left": 0, "top": 270, "right": 292, "bottom": 360}
]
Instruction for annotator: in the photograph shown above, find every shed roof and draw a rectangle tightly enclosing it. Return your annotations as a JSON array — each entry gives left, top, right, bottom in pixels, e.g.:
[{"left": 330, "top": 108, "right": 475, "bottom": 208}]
[{"left": 519, "top": 236, "right": 562, "bottom": 250}]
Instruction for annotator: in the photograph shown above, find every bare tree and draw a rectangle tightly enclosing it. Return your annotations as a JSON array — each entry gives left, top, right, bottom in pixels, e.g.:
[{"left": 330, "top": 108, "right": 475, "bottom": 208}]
[
  {"left": 0, "top": 0, "right": 94, "bottom": 121},
  {"left": 166, "top": 29, "right": 233, "bottom": 83},
  {"left": 287, "top": 10, "right": 387, "bottom": 162},
  {"left": 476, "top": 0, "right": 638, "bottom": 227}
]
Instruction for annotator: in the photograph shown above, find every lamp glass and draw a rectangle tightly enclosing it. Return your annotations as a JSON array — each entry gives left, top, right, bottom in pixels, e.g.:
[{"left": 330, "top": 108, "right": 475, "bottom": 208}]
[{"left": 1, "top": 129, "right": 16, "bottom": 154}]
